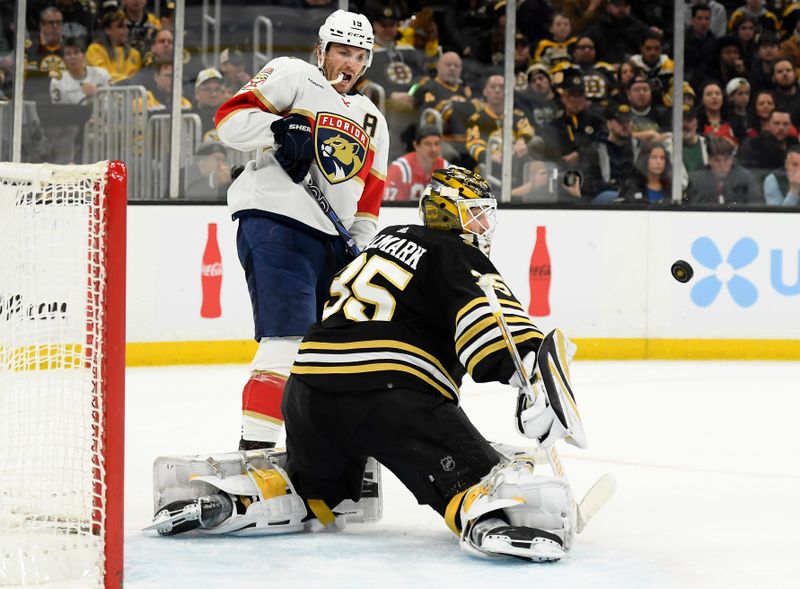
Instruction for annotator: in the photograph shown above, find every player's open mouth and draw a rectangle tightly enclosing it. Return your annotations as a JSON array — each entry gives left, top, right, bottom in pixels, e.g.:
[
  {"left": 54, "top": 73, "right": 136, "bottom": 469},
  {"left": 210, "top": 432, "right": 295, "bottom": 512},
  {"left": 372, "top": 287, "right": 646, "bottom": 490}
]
[{"left": 341, "top": 73, "right": 352, "bottom": 82}]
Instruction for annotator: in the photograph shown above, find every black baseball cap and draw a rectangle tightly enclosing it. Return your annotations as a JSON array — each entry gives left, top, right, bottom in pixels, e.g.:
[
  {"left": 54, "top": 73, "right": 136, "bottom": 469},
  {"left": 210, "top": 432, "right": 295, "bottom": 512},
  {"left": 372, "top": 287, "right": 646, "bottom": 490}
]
[
  {"left": 605, "top": 102, "right": 633, "bottom": 122},
  {"left": 555, "top": 66, "right": 585, "bottom": 94}
]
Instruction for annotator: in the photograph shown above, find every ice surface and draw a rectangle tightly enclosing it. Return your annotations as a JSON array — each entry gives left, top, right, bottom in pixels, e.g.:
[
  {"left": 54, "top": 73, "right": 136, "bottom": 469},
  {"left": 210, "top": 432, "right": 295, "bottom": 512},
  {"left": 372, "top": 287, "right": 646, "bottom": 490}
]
[{"left": 124, "top": 361, "right": 800, "bottom": 589}]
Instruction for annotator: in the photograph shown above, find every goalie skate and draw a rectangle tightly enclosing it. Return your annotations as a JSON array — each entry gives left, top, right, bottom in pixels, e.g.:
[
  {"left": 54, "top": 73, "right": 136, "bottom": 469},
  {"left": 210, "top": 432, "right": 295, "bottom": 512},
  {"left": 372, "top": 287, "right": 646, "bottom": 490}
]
[
  {"left": 145, "top": 494, "right": 233, "bottom": 536},
  {"left": 480, "top": 526, "right": 565, "bottom": 562}
]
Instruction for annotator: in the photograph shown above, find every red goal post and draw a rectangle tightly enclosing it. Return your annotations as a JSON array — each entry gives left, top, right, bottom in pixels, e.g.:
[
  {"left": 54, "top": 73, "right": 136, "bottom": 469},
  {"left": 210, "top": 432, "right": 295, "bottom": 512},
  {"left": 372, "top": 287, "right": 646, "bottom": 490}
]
[{"left": 0, "top": 161, "right": 126, "bottom": 588}]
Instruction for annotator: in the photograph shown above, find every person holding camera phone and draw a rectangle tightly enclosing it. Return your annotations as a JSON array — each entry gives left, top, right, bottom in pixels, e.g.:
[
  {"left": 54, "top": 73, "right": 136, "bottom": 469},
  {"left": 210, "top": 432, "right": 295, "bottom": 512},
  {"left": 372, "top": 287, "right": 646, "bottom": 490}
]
[{"left": 511, "top": 137, "right": 584, "bottom": 203}]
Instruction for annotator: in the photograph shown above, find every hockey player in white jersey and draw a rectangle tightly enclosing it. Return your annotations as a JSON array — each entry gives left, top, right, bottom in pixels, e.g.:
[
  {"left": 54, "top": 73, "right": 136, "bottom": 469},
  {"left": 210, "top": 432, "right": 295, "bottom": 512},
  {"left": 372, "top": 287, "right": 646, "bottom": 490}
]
[{"left": 214, "top": 9, "right": 390, "bottom": 450}]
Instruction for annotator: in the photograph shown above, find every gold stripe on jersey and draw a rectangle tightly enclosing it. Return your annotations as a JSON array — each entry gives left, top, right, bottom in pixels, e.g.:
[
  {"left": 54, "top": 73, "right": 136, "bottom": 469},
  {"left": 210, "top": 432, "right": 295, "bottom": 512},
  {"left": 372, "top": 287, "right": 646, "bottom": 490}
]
[
  {"left": 454, "top": 295, "right": 542, "bottom": 376},
  {"left": 297, "top": 339, "right": 460, "bottom": 395},
  {"left": 455, "top": 314, "right": 535, "bottom": 352},
  {"left": 355, "top": 211, "right": 379, "bottom": 220},
  {"left": 215, "top": 110, "right": 239, "bottom": 129},
  {"left": 291, "top": 107, "right": 315, "bottom": 119},
  {"left": 466, "top": 330, "right": 543, "bottom": 375},
  {"left": 253, "top": 88, "right": 280, "bottom": 114},
  {"left": 243, "top": 409, "right": 283, "bottom": 425},
  {"left": 369, "top": 168, "right": 386, "bottom": 180},
  {"left": 455, "top": 296, "right": 524, "bottom": 325},
  {"left": 292, "top": 361, "right": 457, "bottom": 401}
]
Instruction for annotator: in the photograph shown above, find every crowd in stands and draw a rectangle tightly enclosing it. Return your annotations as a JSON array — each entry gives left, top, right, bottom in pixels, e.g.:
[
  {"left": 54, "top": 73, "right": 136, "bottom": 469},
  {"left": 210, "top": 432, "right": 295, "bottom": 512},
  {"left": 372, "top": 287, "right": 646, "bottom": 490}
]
[
  {"left": 1, "top": 0, "right": 234, "bottom": 197},
  {"left": 2, "top": 0, "right": 800, "bottom": 207},
  {"left": 372, "top": 0, "right": 800, "bottom": 207}
]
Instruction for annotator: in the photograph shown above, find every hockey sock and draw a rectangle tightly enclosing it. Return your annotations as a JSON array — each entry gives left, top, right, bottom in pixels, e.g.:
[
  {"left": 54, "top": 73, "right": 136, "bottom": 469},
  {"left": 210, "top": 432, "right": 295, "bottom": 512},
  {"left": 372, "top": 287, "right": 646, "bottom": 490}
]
[{"left": 241, "top": 372, "right": 286, "bottom": 446}]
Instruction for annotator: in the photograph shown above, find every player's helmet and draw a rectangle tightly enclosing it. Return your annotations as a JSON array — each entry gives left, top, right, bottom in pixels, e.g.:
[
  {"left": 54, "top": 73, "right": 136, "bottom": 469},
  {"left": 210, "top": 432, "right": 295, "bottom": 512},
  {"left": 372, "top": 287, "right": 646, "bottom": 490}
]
[
  {"left": 419, "top": 167, "right": 498, "bottom": 256},
  {"left": 318, "top": 10, "right": 374, "bottom": 74}
]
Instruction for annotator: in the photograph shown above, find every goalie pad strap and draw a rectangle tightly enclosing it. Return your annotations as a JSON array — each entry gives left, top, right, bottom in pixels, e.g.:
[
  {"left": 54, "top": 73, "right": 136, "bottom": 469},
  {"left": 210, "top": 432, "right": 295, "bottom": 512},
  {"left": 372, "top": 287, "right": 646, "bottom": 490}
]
[
  {"left": 307, "top": 499, "right": 336, "bottom": 527},
  {"left": 445, "top": 489, "right": 468, "bottom": 535}
]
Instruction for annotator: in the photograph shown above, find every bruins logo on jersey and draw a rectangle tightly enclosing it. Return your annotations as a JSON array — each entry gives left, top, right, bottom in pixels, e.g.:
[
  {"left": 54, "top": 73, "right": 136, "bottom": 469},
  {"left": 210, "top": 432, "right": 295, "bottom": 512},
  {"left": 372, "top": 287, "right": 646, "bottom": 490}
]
[
  {"left": 315, "top": 113, "right": 370, "bottom": 184},
  {"left": 40, "top": 54, "right": 66, "bottom": 79},
  {"left": 385, "top": 62, "right": 413, "bottom": 85}
]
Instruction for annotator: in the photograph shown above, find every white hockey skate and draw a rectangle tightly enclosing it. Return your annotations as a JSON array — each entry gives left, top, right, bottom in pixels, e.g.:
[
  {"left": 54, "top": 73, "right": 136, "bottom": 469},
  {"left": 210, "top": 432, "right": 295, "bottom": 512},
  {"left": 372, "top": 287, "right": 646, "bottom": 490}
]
[{"left": 474, "top": 520, "right": 566, "bottom": 562}]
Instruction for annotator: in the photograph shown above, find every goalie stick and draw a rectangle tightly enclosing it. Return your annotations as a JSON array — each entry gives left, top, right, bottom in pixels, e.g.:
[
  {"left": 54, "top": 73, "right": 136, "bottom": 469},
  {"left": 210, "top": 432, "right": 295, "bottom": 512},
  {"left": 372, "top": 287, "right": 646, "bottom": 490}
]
[
  {"left": 576, "top": 473, "right": 616, "bottom": 533},
  {"left": 477, "top": 274, "right": 615, "bottom": 533}
]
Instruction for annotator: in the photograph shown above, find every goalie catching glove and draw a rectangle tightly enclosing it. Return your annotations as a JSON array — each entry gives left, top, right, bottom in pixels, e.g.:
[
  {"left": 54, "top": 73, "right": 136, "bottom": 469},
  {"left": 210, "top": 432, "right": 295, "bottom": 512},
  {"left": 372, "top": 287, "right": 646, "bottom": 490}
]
[
  {"left": 270, "top": 114, "right": 314, "bottom": 183},
  {"left": 510, "top": 329, "right": 587, "bottom": 450}
]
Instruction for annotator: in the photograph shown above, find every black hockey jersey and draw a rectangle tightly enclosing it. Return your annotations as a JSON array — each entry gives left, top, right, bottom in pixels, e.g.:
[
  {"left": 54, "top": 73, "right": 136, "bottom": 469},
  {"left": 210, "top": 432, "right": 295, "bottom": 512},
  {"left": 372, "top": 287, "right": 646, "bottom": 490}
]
[{"left": 291, "top": 225, "right": 543, "bottom": 402}]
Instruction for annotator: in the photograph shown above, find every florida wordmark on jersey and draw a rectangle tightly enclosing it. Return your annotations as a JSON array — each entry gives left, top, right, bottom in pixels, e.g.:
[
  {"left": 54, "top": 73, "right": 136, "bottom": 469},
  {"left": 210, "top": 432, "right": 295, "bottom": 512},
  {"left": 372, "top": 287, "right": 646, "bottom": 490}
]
[
  {"left": 215, "top": 57, "right": 390, "bottom": 247},
  {"left": 291, "top": 225, "right": 544, "bottom": 401}
]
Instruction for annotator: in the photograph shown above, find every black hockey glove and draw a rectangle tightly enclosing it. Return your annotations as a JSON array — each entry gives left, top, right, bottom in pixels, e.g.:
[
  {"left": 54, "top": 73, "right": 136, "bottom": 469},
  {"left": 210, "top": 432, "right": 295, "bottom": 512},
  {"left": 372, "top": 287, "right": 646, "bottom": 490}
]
[{"left": 270, "top": 114, "right": 314, "bottom": 184}]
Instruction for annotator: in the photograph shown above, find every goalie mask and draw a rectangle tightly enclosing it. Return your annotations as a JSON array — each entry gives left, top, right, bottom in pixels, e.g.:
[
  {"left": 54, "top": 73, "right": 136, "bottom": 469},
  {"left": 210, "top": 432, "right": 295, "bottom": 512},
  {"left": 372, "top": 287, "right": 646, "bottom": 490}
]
[
  {"left": 419, "top": 167, "right": 498, "bottom": 256},
  {"left": 317, "top": 10, "right": 374, "bottom": 78}
]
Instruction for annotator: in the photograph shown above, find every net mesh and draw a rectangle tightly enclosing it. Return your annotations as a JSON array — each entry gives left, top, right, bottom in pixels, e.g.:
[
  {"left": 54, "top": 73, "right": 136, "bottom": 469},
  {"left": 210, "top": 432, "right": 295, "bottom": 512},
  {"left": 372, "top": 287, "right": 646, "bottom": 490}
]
[{"left": 0, "top": 162, "right": 110, "bottom": 587}]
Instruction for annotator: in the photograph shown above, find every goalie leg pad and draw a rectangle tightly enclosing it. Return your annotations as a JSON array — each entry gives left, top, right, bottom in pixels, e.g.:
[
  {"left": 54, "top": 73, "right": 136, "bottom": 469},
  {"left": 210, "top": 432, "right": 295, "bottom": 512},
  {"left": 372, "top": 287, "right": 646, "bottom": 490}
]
[
  {"left": 458, "top": 459, "right": 576, "bottom": 561},
  {"left": 147, "top": 451, "right": 317, "bottom": 536}
]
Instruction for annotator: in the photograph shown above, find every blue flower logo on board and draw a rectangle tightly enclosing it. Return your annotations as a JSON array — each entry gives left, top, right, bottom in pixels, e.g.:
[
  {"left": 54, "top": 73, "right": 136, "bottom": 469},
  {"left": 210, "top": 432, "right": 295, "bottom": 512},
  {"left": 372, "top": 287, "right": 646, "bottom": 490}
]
[{"left": 690, "top": 237, "right": 759, "bottom": 308}]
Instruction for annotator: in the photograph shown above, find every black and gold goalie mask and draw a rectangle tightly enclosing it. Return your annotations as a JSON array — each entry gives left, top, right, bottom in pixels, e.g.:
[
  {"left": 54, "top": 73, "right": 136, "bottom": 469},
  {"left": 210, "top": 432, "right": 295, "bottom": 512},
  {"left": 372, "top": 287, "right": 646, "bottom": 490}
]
[{"left": 418, "top": 167, "right": 497, "bottom": 256}]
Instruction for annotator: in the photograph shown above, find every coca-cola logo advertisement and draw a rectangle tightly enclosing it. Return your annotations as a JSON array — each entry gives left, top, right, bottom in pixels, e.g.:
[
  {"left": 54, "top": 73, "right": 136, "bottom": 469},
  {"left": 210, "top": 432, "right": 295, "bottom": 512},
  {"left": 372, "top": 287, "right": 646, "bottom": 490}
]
[
  {"left": 528, "top": 225, "right": 551, "bottom": 317},
  {"left": 200, "top": 223, "right": 223, "bottom": 318}
]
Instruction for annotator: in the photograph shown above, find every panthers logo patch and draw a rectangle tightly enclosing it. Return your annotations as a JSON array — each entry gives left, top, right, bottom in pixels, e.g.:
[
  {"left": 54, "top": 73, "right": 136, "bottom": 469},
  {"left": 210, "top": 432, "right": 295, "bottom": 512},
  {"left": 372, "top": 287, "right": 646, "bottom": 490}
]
[{"left": 315, "top": 113, "right": 369, "bottom": 184}]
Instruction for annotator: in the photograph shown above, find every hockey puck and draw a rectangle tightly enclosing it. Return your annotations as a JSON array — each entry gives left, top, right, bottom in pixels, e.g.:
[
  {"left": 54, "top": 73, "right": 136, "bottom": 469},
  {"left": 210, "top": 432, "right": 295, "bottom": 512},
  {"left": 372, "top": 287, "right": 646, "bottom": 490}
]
[{"left": 671, "top": 260, "right": 694, "bottom": 283}]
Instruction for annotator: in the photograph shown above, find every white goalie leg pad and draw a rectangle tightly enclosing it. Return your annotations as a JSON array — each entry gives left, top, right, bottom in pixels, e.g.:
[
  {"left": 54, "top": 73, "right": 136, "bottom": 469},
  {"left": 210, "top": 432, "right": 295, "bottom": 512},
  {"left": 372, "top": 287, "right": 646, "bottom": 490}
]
[
  {"left": 148, "top": 451, "right": 309, "bottom": 536},
  {"left": 189, "top": 469, "right": 307, "bottom": 535},
  {"left": 459, "top": 460, "right": 576, "bottom": 561}
]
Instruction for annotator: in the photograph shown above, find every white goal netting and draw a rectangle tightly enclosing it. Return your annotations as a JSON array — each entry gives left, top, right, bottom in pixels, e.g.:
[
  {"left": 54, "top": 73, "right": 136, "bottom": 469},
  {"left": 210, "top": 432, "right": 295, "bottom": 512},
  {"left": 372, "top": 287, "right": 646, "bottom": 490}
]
[{"left": 0, "top": 162, "right": 121, "bottom": 587}]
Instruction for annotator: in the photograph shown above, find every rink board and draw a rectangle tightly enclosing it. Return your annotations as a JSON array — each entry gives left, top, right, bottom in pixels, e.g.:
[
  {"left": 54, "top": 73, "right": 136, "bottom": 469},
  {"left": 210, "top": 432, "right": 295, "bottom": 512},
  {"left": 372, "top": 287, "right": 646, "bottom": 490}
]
[{"left": 124, "top": 206, "right": 800, "bottom": 362}]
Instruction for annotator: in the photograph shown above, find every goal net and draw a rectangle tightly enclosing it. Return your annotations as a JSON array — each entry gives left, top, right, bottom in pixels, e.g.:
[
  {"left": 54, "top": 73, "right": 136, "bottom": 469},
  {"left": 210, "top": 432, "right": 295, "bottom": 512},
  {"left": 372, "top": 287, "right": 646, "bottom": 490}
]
[{"left": 0, "top": 161, "right": 126, "bottom": 588}]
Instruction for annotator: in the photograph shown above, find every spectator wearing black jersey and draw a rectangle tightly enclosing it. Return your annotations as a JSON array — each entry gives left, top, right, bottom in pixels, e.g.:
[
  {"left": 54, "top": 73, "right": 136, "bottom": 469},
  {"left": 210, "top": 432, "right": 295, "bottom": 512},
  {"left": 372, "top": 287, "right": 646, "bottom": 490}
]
[
  {"left": 584, "top": 0, "right": 650, "bottom": 64},
  {"left": 579, "top": 102, "right": 637, "bottom": 204},
  {"left": 685, "top": 3, "right": 718, "bottom": 77}
]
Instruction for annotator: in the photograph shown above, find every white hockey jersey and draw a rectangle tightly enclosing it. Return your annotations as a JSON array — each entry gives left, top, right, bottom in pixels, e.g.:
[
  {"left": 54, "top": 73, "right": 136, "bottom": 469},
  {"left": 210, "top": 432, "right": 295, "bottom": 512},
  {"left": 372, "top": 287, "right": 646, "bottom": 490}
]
[
  {"left": 215, "top": 57, "right": 389, "bottom": 248},
  {"left": 49, "top": 66, "right": 111, "bottom": 105}
]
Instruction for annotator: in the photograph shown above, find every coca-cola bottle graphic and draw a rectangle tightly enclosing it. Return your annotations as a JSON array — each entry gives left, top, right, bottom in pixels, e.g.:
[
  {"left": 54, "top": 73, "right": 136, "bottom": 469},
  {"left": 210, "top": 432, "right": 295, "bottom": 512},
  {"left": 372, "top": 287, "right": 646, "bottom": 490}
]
[
  {"left": 528, "top": 225, "right": 551, "bottom": 317},
  {"left": 201, "top": 223, "right": 222, "bottom": 318}
]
